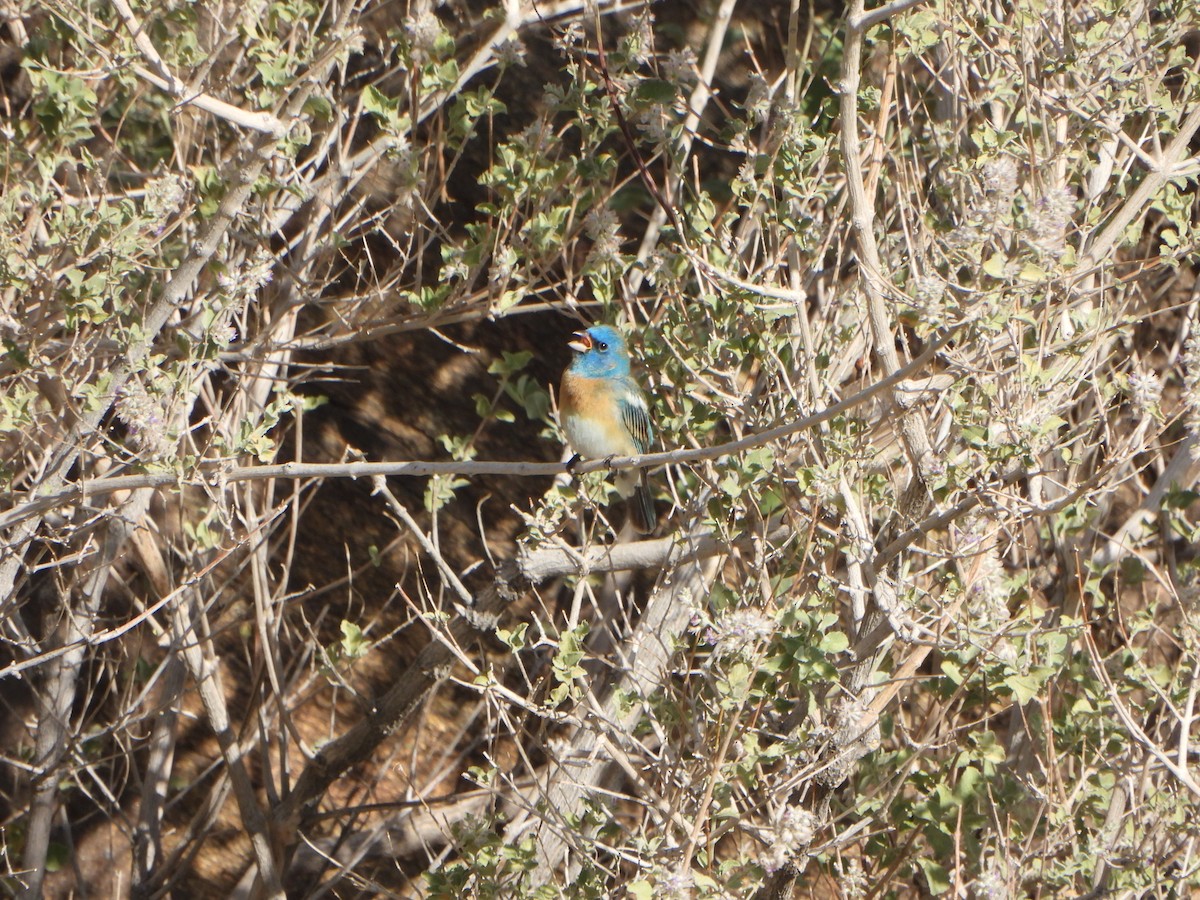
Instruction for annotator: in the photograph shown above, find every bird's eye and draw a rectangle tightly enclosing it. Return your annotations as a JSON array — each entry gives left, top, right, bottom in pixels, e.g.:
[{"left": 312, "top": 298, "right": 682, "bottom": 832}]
[{"left": 596, "top": 341, "right": 608, "bottom": 351}]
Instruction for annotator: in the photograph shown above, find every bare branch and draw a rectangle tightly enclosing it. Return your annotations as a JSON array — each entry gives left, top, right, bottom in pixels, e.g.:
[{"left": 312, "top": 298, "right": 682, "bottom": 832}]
[{"left": 0, "top": 329, "right": 952, "bottom": 532}]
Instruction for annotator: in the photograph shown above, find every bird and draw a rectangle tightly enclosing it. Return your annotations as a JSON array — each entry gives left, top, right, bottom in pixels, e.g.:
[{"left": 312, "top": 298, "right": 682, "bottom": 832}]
[{"left": 559, "top": 324, "right": 656, "bottom": 534}]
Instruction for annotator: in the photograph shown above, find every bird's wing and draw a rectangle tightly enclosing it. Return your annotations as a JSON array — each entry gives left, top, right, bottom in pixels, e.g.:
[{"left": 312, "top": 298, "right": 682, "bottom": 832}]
[{"left": 618, "top": 388, "right": 653, "bottom": 454}]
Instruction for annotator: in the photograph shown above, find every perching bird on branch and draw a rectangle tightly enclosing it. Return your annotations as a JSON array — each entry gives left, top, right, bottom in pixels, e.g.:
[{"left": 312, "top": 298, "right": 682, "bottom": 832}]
[{"left": 559, "top": 324, "right": 656, "bottom": 534}]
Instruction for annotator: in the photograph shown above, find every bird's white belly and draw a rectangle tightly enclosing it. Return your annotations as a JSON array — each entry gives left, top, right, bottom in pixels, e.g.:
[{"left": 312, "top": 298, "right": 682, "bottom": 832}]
[{"left": 563, "top": 413, "right": 633, "bottom": 459}]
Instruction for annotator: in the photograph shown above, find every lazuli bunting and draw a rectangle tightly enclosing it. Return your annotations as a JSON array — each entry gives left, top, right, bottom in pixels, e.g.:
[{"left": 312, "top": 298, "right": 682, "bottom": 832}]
[{"left": 559, "top": 324, "right": 656, "bottom": 534}]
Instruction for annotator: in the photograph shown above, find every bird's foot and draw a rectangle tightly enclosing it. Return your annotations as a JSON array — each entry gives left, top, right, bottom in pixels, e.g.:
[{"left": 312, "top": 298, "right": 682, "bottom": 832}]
[{"left": 565, "top": 454, "right": 582, "bottom": 474}]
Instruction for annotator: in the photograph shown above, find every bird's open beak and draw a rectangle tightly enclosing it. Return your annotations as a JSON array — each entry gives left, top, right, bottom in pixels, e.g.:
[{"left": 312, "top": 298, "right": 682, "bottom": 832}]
[{"left": 568, "top": 330, "right": 591, "bottom": 353}]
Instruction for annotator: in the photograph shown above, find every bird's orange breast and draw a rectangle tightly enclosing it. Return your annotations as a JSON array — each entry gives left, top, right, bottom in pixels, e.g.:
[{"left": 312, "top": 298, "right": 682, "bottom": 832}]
[
  {"left": 560, "top": 370, "right": 615, "bottom": 419},
  {"left": 559, "top": 372, "right": 636, "bottom": 458}
]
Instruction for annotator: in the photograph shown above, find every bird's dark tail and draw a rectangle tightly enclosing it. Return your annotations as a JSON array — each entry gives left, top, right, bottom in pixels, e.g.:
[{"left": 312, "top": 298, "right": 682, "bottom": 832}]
[{"left": 629, "top": 469, "right": 656, "bottom": 534}]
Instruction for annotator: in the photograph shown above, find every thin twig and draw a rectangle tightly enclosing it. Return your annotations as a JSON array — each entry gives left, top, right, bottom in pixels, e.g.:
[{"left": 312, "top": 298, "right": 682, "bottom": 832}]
[{"left": 0, "top": 329, "right": 952, "bottom": 532}]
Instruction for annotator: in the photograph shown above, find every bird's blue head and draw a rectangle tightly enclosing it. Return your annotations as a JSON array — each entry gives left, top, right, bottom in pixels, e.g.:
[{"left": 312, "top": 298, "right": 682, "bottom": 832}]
[{"left": 567, "top": 325, "right": 631, "bottom": 379}]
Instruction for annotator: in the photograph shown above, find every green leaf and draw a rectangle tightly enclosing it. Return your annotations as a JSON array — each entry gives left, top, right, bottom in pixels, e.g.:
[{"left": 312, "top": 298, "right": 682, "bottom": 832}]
[
  {"left": 982, "top": 252, "right": 1008, "bottom": 278},
  {"left": 340, "top": 619, "right": 367, "bottom": 659},
  {"left": 633, "top": 79, "right": 677, "bottom": 105},
  {"left": 550, "top": 624, "right": 589, "bottom": 705},
  {"left": 917, "top": 857, "right": 951, "bottom": 894},
  {"left": 819, "top": 630, "right": 849, "bottom": 653},
  {"left": 488, "top": 350, "right": 533, "bottom": 377},
  {"left": 26, "top": 66, "right": 97, "bottom": 145},
  {"left": 1018, "top": 262, "right": 1046, "bottom": 281},
  {"left": 954, "top": 765, "right": 983, "bottom": 802},
  {"left": 493, "top": 289, "right": 524, "bottom": 313},
  {"left": 941, "top": 659, "right": 965, "bottom": 685},
  {"left": 303, "top": 94, "right": 333, "bottom": 121},
  {"left": 424, "top": 474, "right": 468, "bottom": 513},
  {"left": 362, "top": 84, "right": 400, "bottom": 118},
  {"left": 496, "top": 623, "right": 528, "bottom": 651},
  {"left": 717, "top": 661, "right": 752, "bottom": 707},
  {"left": 1004, "top": 672, "right": 1041, "bottom": 704}
]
